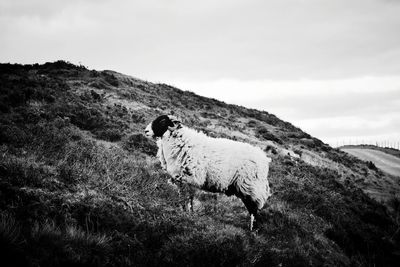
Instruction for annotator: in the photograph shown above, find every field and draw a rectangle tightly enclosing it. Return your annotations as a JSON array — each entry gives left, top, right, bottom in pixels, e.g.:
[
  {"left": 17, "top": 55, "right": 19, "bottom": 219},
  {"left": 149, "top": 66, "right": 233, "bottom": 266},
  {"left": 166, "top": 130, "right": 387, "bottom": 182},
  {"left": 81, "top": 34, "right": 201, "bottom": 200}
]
[
  {"left": 341, "top": 147, "right": 400, "bottom": 177},
  {"left": 0, "top": 61, "right": 400, "bottom": 266}
]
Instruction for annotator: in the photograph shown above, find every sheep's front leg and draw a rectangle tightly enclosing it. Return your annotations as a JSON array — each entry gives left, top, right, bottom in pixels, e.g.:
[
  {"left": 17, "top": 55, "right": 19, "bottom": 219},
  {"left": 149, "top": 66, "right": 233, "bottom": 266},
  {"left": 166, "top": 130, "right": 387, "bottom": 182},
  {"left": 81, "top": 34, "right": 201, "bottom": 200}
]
[
  {"left": 242, "top": 197, "right": 259, "bottom": 231},
  {"left": 171, "top": 176, "right": 196, "bottom": 213},
  {"left": 183, "top": 195, "right": 194, "bottom": 212}
]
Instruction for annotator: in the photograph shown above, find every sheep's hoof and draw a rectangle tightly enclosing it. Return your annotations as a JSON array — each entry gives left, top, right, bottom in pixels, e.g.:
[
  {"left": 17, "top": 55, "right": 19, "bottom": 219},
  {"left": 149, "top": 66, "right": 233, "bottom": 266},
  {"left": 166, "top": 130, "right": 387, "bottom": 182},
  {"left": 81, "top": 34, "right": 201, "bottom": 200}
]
[
  {"left": 251, "top": 222, "right": 260, "bottom": 232},
  {"left": 251, "top": 229, "right": 260, "bottom": 236}
]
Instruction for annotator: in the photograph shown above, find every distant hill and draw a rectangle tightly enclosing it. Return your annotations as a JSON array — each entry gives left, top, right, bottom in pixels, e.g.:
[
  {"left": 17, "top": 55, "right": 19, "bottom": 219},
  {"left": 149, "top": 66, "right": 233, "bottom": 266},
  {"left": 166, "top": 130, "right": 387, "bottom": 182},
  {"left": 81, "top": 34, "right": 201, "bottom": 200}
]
[
  {"left": 1, "top": 61, "right": 399, "bottom": 266},
  {"left": 340, "top": 145, "right": 400, "bottom": 177},
  {"left": 341, "top": 144, "right": 400, "bottom": 159}
]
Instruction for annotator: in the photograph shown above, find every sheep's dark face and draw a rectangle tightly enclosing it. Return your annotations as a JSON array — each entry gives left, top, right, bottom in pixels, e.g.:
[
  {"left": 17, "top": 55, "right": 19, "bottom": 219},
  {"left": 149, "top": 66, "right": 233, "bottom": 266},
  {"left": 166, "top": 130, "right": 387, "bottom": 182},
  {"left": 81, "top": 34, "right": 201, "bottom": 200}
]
[{"left": 145, "top": 115, "right": 176, "bottom": 138}]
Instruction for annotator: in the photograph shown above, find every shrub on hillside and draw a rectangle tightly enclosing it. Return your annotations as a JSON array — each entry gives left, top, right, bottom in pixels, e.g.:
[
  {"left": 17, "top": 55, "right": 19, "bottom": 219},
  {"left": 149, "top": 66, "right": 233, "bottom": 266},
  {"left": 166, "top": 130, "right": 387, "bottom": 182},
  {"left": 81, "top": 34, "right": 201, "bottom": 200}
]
[
  {"left": 265, "top": 145, "right": 278, "bottom": 155},
  {"left": 367, "top": 161, "right": 377, "bottom": 170},
  {"left": 256, "top": 126, "right": 283, "bottom": 144},
  {"left": 0, "top": 153, "right": 53, "bottom": 188},
  {"left": 246, "top": 120, "right": 258, "bottom": 128},
  {"left": 0, "top": 123, "right": 31, "bottom": 147},
  {"left": 39, "top": 60, "right": 85, "bottom": 71},
  {"left": 0, "top": 211, "right": 22, "bottom": 248},
  {"left": 0, "top": 211, "right": 29, "bottom": 267},
  {"left": 200, "top": 112, "right": 221, "bottom": 119},
  {"left": 94, "top": 128, "right": 123, "bottom": 142},
  {"left": 28, "top": 220, "right": 111, "bottom": 267},
  {"left": 325, "top": 149, "right": 358, "bottom": 168},
  {"left": 28, "top": 120, "right": 81, "bottom": 160},
  {"left": 131, "top": 113, "right": 145, "bottom": 123},
  {"left": 70, "top": 104, "right": 107, "bottom": 131},
  {"left": 102, "top": 72, "right": 119, "bottom": 87},
  {"left": 122, "top": 134, "right": 157, "bottom": 156},
  {"left": 79, "top": 90, "right": 103, "bottom": 102},
  {"left": 287, "top": 131, "right": 312, "bottom": 139}
]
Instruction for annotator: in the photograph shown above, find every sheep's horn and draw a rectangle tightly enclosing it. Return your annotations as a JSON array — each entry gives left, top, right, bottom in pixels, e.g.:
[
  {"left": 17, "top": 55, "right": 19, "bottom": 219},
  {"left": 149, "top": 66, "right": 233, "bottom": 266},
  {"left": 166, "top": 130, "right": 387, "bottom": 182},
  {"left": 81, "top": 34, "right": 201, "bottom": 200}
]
[
  {"left": 169, "top": 115, "right": 181, "bottom": 124},
  {"left": 168, "top": 125, "right": 180, "bottom": 132}
]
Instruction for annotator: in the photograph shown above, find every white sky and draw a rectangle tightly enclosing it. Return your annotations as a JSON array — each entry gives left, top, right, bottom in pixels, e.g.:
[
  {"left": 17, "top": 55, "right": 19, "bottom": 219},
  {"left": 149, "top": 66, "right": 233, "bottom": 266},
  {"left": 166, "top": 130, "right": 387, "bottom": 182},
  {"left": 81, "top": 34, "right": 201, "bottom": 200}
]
[{"left": 1, "top": 0, "right": 399, "bottom": 147}]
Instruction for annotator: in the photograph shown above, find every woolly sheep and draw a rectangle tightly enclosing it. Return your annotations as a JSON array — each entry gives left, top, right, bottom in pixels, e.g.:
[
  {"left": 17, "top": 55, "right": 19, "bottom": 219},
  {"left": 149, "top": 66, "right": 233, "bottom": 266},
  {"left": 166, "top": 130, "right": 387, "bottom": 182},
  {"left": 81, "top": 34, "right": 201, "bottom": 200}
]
[{"left": 145, "top": 115, "right": 272, "bottom": 230}]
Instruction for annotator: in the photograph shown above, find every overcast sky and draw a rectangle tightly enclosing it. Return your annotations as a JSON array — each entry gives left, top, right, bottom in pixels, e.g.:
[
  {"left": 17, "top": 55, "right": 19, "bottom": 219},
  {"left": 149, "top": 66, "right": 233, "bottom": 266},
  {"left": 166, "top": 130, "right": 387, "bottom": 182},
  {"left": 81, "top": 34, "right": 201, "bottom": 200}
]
[{"left": 1, "top": 0, "right": 399, "bottom": 147}]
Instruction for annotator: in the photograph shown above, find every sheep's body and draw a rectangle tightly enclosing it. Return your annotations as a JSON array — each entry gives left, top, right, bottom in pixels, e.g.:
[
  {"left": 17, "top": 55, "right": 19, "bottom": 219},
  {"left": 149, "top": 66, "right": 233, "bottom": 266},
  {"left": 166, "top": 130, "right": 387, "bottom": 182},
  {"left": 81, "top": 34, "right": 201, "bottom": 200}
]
[
  {"left": 156, "top": 126, "right": 272, "bottom": 228},
  {"left": 145, "top": 115, "right": 272, "bottom": 230}
]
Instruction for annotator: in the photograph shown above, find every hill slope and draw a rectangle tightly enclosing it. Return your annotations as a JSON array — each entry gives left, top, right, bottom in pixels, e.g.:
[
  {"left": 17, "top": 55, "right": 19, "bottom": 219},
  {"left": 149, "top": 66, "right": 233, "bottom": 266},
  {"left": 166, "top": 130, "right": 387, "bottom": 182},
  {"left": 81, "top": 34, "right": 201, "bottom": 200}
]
[
  {"left": 341, "top": 146, "right": 400, "bottom": 177},
  {"left": 0, "top": 61, "right": 399, "bottom": 266}
]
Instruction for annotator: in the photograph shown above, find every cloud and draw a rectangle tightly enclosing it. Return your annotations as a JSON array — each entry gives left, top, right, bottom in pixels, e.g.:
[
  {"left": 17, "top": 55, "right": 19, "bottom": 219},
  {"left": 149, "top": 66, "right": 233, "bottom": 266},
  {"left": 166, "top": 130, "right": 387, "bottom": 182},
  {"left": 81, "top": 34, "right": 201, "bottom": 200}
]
[
  {"left": 0, "top": 0, "right": 399, "bottom": 146},
  {"left": 172, "top": 76, "right": 400, "bottom": 146},
  {"left": 171, "top": 76, "right": 400, "bottom": 117},
  {"left": 1, "top": 0, "right": 400, "bottom": 80}
]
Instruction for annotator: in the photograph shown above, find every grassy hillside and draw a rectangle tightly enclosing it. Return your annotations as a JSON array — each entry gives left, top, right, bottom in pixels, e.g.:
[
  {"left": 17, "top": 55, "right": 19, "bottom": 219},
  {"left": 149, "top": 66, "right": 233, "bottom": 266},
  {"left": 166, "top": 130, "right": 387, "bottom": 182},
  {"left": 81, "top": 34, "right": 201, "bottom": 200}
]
[{"left": 1, "top": 61, "right": 399, "bottom": 266}]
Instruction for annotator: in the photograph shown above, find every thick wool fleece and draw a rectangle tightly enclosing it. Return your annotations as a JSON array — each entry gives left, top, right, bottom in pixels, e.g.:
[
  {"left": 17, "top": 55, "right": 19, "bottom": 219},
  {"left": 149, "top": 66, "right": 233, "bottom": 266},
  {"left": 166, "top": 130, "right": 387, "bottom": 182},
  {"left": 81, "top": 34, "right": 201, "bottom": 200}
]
[{"left": 157, "top": 126, "right": 272, "bottom": 210}]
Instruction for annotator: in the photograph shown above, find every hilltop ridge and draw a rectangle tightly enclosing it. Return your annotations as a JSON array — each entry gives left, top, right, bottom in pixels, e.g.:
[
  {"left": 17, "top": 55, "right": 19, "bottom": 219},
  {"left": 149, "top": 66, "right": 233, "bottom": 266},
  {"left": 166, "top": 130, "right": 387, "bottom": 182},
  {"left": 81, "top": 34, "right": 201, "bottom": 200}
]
[{"left": 0, "top": 61, "right": 399, "bottom": 266}]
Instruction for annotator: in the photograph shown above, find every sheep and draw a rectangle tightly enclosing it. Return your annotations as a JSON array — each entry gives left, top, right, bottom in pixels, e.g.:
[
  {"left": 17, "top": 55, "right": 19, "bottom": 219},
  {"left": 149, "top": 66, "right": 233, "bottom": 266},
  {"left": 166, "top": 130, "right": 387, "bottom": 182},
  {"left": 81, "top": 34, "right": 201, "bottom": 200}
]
[{"left": 144, "top": 115, "right": 272, "bottom": 230}]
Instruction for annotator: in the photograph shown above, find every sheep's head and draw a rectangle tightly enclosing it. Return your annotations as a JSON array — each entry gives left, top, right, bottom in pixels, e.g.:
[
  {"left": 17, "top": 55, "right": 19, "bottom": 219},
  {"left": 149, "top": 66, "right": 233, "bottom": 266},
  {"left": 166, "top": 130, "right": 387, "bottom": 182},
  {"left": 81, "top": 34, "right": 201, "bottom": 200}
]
[{"left": 145, "top": 115, "right": 182, "bottom": 138}]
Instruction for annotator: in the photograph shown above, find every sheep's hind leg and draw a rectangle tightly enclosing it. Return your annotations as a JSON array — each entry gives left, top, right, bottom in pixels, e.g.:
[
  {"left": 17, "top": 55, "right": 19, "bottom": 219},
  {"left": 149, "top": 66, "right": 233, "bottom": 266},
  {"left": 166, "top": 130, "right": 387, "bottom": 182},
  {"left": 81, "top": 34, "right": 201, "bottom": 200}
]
[
  {"left": 189, "top": 195, "right": 194, "bottom": 212},
  {"left": 250, "top": 214, "right": 255, "bottom": 231}
]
